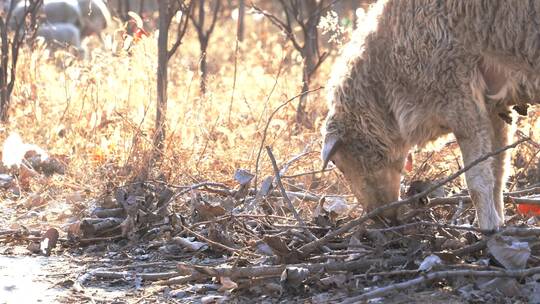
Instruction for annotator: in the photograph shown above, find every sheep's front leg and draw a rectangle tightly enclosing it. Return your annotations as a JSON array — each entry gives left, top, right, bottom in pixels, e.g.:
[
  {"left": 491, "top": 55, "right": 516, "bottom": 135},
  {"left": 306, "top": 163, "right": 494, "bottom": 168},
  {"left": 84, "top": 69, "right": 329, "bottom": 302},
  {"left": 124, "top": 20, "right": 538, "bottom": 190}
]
[
  {"left": 489, "top": 107, "right": 514, "bottom": 222},
  {"left": 451, "top": 113, "right": 502, "bottom": 230}
]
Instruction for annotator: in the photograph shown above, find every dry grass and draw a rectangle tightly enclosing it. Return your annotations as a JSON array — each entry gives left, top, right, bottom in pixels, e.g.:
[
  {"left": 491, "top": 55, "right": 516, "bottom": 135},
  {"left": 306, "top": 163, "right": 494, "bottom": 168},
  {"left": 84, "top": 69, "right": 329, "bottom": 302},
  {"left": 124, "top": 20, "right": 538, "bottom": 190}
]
[
  {"left": 2, "top": 16, "right": 350, "bottom": 225},
  {"left": 2, "top": 14, "right": 539, "bottom": 229}
]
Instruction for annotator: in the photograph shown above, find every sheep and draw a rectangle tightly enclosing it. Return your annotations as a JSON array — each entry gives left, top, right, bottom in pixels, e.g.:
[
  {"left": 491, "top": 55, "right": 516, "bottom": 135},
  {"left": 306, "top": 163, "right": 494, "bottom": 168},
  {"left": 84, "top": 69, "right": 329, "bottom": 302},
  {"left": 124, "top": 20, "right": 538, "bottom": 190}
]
[
  {"left": 321, "top": 0, "right": 540, "bottom": 230},
  {"left": 77, "top": 0, "right": 111, "bottom": 38},
  {"left": 8, "top": 0, "right": 82, "bottom": 30},
  {"left": 36, "top": 22, "right": 81, "bottom": 48}
]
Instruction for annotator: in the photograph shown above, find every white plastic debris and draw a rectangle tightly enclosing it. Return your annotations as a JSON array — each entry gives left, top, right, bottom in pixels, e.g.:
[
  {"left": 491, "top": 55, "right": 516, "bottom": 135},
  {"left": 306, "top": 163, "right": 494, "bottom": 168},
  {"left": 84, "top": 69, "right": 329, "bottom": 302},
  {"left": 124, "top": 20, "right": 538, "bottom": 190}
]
[{"left": 418, "top": 254, "right": 442, "bottom": 271}]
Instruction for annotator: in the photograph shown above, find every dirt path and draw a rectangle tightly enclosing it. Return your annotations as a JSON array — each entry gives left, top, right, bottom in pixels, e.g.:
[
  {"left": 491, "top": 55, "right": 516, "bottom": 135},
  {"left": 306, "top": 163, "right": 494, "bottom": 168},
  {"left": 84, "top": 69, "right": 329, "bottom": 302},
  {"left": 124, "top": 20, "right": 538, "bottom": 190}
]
[
  {"left": 0, "top": 252, "right": 136, "bottom": 303},
  {"left": 0, "top": 255, "right": 70, "bottom": 303}
]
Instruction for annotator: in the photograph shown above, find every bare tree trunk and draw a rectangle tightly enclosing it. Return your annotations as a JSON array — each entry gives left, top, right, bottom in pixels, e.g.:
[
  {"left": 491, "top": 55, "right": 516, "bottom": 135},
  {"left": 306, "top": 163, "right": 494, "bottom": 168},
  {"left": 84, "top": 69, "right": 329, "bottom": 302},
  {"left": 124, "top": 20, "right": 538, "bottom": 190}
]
[
  {"left": 190, "top": 0, "right": 220, "bottom": 95},
  {"left": 296, "top": 0, "right": 321, "bottom": 125},
  {"left": 139, "top": 0, "right": 146, "bottom": 17},
  {"left": 155, "top": 0, "right": 169, "bottom": 152},
  {"left": 199, "top": 38, "right": 208, "bottom": 95},
  {"left": 0, "top": 0, "right": 42, "bottom": 122},
  {"left": 237, "top": 0, "right": 245, "bottom": 42},
  {"left": 0, "top": 19, "right": 9, "bottom": 122}
]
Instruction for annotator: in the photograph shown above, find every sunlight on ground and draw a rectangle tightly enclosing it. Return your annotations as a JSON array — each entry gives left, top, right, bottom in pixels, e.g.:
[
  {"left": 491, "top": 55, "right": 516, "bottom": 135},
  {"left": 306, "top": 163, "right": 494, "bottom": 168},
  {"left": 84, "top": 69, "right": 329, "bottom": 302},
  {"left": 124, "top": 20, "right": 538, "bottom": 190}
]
[{"left": 0, "top": 256, "right": 61, "bottom": 303}]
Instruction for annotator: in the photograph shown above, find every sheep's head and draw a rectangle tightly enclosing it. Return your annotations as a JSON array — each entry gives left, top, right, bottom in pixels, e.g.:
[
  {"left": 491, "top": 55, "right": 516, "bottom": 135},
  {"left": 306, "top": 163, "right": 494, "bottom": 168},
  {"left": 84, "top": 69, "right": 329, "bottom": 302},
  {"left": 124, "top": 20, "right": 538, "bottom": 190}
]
[{"left": 321, "top": 121, "right": 405, "bottom": 223}]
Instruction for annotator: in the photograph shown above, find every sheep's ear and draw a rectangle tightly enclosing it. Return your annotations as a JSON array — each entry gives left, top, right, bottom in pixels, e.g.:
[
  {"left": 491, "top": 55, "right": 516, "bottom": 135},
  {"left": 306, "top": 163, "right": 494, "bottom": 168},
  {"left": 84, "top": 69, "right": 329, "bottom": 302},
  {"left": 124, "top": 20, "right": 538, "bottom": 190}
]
[{"left": 321, "top": 133, "right": 342, "bottom": 170}]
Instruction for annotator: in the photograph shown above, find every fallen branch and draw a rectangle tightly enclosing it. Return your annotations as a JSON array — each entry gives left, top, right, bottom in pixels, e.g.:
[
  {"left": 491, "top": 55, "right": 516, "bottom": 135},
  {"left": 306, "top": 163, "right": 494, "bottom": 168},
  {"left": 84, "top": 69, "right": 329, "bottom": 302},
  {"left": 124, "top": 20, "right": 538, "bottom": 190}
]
[
  {"left": 358, "top": 264, "right": 501, "bottom": 279},
  {"left": 93, "top": 270, "right": 178, "bottom": 281},
  {"left": 298, "top": 138, "right": 528, "bottom": 257},
  {"left": 368, "top": 221, "right": 487, "bottom": 234},
  {"left": 449, "top": 226, "right": 540, "bottom": 256},
  {"left": 253, "top": 189, "right": 322, "bottom": 202},
  {"left": 169, "top": 256, "right": 407, "bottom": 282},
  {"left": 506, "top": 183, "right": 540, "bottom": 196},
  {"left": 370, "top": 221, "right": 540, "bottom": 236},
  {"left": 171, "top": 181, "right": 233, "bottom": 199},
  {"left": 0, "top": 229, "right": 41, "bottom": 237},
  {"left": 281, "top": 167, "right": 334, "bottom": 179},
  {"left": 509, "top": 196, "right": 540, "bottom": 205},
  {"left": 180, "top": 223, "right": 258, "bottom": 257},
  {"left": 266, "top": 146, "right": 329, "bottom": 253},
  {"left": 78, "top": 234, "right": 124, "bottom": 244},
  {"left": 277, "top": 147, "right": 312, "bottom": 177},
  {"left": 80, "top": 217, "right": 124, "bottom": 237},
  {"left": 160, "top": 272, "right": 207, "bottom": 285},
  {"left": 342, "top": 266, "right": 540, "bottom": 303},
  {"left": 91, "top": 208, "right": 126, "bottom": 218},
  {"left": 429, "top": 194, "right": 540, "bottom": 206}
]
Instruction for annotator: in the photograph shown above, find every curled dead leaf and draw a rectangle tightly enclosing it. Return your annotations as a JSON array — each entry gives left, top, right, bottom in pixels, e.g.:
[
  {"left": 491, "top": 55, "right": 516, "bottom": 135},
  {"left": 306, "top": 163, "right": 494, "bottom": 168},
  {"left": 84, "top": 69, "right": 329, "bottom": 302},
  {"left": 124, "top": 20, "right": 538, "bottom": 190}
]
[
  {"left": 218, "top": 277, "right": 238, "bottom": 292},
  {"left": 172, "top": 237, "right": 208, "bottom": 252},
  {"left": 234, "top": 169, "right": 254, "bottom": 186},
  {"left": 487, "top": 235, "right": 530, "bottom": 269}
]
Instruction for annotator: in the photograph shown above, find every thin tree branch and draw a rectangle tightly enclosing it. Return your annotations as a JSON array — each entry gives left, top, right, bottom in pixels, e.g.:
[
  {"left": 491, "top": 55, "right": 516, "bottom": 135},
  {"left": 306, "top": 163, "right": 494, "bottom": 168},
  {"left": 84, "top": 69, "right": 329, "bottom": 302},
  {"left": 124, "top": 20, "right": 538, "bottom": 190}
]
[
  {"left": 265, "top": 146, "right": 330, "bottom": 253},
  {"left": 343, "top": 266, "right": 540, "bottom": 303}
]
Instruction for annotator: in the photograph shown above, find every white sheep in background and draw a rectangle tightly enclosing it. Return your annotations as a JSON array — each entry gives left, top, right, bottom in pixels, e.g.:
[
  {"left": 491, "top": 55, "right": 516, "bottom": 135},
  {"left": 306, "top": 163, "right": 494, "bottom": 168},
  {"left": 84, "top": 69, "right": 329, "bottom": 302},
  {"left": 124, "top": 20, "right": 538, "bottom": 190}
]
[
  {"left": 77, "top": 0, "right": 111, "bottom": 38},
  {"left": 8, "top": 0, "right": 82, "bottom": 30},
  {"left": 36, "top": 22, "right": 83, "bottom": 54}
]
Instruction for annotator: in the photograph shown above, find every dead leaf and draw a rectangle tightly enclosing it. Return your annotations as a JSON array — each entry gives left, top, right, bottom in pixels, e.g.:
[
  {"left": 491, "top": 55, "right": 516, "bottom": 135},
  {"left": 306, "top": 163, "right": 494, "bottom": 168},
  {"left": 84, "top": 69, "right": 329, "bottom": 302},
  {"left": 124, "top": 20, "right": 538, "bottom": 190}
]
[
  {"left": 257, "top": 176, "right": 274, "bottom": 197},
  {"left": 208, "top": 224, "right": 236, "bottom": 250},
  {"left": 313, "top": 198, "right": 333, "bottom": 227},
  {"left": 263, "top": 235, "right": 291, "bottom": 257},
  {"left": 0, "top": 174, "right": 13, "bottom": 188},
  {"left": 525, "top": 275, "right": 540, "bottom": 303},
  {"left": 319, "top": 273, "right": 348, "bottom": 287},
  {"left": 232, "top": 169, "right": 254, "bottom": 200},
  {"left": 191, "top": 193, "right": 227, "bottom": 221},
  {"left": 260, "top": 282, "right": 282, "bottom": 298},
  {"left": 487, "top": 235, "right": 530, "bottom": 269},
  {"left": 27, "top": 242, "right": 41, "bottom": 254},
  {"left": 35, "top": 156, "right": 66, "bottom": 176},
  {"left": 478, "top": 277, "right": 521, "bottom": 297},
  {"left": 66, "top": 192, "right": 85, "bottom": 204},
  {"left": 172, "top": 237, "right": 208, "bottom": 252},
  {"left": 18, "top": 165, "right": 38, "bottom": 190},
  {"left": 66, "top": 221, "right": 82, "bottom": 238},
  {"left": 218, "top": 277, "right": 238, "bottom": 292},
  {"left": 441, "top": 238, "right": 465, "bottom": 251},
  {"left": 120, "top": 216, "right": 136, "bottom": 239},
  {"left": 255, "top": 242, "right": 274, "bottom": 256},
  {"left": 347, "top": 235, "right": 362, "bottom": 251},
  {"left": 201, "top": 295, "right": 228, "bottom": 304},
  {"left": 234, "top": 169, "right": 254, "bottom": 186},
  {"left": 23, "top": 194, "right": 46, "bottom": 208},
  {"left": 436, "top": 252, "right": 461, "bottom": 264},
  {"left": 155, "top": 187, "right": 174, "bottom": 209}
]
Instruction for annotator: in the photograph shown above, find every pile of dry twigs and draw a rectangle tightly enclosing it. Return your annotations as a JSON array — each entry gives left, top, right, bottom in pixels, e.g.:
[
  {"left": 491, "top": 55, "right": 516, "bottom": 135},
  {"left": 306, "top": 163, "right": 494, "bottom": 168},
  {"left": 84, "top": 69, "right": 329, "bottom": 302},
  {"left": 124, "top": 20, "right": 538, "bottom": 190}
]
[{"left": 2, "top": 140, "right": 540, "bottom": 303}]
